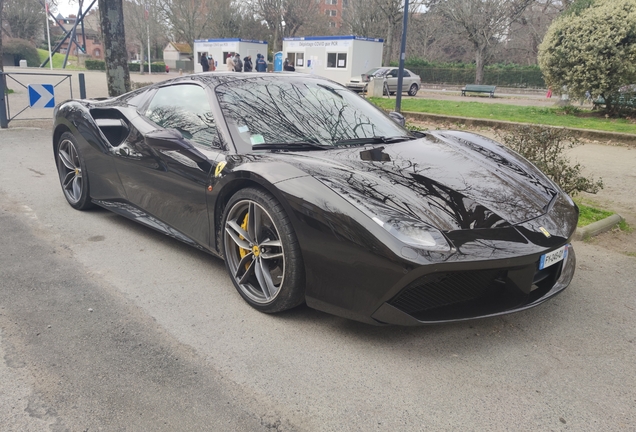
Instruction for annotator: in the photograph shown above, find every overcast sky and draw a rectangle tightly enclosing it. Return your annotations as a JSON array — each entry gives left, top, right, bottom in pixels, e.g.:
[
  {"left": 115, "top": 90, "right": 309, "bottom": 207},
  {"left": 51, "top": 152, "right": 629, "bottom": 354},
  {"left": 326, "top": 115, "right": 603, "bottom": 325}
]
[{"left": 53, "top": 0, "right": 97, "bottom": 17}]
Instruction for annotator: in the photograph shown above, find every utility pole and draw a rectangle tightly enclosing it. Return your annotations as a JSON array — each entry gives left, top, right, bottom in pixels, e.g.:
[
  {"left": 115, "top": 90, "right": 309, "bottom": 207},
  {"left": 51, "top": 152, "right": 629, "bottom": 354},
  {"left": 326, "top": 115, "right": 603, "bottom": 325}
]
[{"left": 395, "top": 0, "right": 409, "bottom": 113}]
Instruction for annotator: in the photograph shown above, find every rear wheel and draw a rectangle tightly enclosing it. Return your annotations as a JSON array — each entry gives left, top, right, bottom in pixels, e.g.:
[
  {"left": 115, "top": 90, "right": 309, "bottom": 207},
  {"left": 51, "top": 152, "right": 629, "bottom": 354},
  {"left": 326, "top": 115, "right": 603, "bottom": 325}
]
[
  {"left": 408, "top": 83, "right": 419, "bottom": 96},
  {"left": 222, "top": 188, "right": 305, "bottom": 313},
  {"left": 55, "top": 132, "right": 94, "bottom": 210}
]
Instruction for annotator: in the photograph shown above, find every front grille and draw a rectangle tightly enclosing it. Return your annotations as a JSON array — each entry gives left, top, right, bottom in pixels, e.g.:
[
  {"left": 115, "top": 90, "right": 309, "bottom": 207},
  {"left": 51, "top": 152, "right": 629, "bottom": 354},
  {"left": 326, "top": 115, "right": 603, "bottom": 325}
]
[
  {"left": 387, "top": 258, "right": 566, "bottom": 321},
  {"left": 389, "top": 269, "right": 507, "bottom": 315}
]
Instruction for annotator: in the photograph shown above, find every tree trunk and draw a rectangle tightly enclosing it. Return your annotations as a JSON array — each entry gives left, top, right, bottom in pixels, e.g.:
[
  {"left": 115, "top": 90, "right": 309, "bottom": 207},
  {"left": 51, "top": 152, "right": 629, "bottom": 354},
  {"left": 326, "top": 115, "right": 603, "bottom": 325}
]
[
  {"left": 273, "top": 25, "right": 279, "bottom": 53},
  {"left": 384, "top": 19, "right": 393, "bottom": 66},
  {"left": 475, "top": 47, "right": 485, "bottom": 84},
  {"left": 0, "top": 0, "right": 4, "bottom": 72},
  {"left": 98, "top": 0, "right": 131, "bottom": 96}
]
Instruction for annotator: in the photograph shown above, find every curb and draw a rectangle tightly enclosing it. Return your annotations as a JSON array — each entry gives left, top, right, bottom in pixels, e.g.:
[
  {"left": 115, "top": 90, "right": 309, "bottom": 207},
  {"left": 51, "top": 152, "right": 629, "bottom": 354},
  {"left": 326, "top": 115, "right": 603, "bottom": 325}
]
[
  {"left": 574, "top": 214, "right": 624, "bottom": 241},
  {"left": 401, "top": 111, "right": 636, "bottom": 145}
]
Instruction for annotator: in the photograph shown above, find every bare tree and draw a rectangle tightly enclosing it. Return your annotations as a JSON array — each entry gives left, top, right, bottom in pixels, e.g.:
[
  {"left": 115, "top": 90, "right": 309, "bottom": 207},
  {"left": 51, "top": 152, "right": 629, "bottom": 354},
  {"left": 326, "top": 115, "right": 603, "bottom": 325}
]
[
  {"left": 344, "top": 0, "right": 423, "bottom": 66},
  {"left": 157, "top": 0, "right": 217, "bottom": 47},
  {"left": 426, "top": 0, "right": 533, "bottom": 83},
  {"left": 124, "top": 0, "right": 170, "bottom": 61},
  {"left": 250, "top": 0, "right": 324, "bottom": 52},
  {"left": 98, "top": 0, "right": 131, "bottom": 96},
  {"left": 3, "top": 0, "right": 46, "bottom": 41}
]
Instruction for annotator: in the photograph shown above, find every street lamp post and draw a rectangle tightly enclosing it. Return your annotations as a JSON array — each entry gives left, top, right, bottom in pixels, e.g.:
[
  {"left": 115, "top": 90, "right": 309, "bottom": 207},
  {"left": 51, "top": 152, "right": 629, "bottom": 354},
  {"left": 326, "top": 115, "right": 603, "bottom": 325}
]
[
  {"left": 395, "top": 0, "right": 410, "bottom": 113},
  {"left": 281, "top": 20, "right": 286, "bottom": 53}
]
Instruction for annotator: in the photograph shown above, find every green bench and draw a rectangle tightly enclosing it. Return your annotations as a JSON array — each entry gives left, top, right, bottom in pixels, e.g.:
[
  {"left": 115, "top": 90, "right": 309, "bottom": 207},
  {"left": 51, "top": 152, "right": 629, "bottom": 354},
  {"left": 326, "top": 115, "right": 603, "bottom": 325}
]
[
  {"left": 461, "top": 84, "right": 496, "bottom": 98},
  {"left": 592, "top": 94, "right": 636, "bottom": 110}
]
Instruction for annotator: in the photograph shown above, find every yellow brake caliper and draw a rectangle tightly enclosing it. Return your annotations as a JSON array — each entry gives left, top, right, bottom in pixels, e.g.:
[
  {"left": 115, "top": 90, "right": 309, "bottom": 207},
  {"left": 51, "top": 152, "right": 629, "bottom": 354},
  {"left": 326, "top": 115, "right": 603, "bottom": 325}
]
[{"left": 238, "top": 213, "right": 251, "bottom": 269}]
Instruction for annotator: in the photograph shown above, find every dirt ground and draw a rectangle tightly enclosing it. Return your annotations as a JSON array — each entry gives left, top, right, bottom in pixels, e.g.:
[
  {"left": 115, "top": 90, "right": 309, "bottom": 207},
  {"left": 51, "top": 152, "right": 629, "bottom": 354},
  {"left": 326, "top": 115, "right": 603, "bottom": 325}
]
[{"left": 410, "top": 119, "right": 636, "bottom": 257}]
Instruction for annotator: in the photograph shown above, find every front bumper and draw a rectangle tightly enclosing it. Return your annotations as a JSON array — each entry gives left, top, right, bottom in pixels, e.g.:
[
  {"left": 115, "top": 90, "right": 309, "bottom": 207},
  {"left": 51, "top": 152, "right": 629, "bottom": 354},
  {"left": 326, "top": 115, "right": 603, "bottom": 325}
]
[
  {"left": 370, "top": 245, "right": 576, "bottom": 325},
  {"left": 346, "top": 82, "right": 367, "bottom": 92}
]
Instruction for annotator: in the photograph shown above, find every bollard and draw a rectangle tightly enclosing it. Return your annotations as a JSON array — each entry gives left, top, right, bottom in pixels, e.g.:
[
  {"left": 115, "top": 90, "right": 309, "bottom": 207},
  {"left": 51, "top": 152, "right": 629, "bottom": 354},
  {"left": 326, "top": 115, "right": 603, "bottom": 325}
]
[
  {"left": 79, "top": 73, "right": 86, "bottom": 99},
  {"left": 0, "top": 74, "right": 8, "bottom": 129}
]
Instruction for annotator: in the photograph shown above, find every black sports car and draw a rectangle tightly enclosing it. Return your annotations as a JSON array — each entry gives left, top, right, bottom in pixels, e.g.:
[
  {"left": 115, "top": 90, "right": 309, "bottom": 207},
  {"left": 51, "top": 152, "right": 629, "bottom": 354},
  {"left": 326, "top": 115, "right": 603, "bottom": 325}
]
[{"left": 52, "top": 72, "right": 577, "bottom": 325}]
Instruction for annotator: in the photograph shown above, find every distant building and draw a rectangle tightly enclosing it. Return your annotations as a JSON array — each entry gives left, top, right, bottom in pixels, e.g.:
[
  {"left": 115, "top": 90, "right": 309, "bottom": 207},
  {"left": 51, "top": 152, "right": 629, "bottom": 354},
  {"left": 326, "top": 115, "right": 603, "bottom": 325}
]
[
  {"left": 319, "top": 0, "right": 345, "bottom": 29},
  {"left": 163, "top": 42, "right": 193, "bottom": 71},
  {"left": 53, "top": 11, "right": 103, "bottom": 60}
]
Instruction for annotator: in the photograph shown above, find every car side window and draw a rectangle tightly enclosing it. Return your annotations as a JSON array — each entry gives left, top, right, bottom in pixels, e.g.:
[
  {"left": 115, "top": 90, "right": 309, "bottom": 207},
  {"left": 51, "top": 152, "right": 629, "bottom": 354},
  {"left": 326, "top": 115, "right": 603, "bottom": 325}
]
[
  {"left": 403, "top": 70, "right": 411, "bottom": 77},
  {"left": 388, "top": 69, "right": 398, "bottom": 78},
  {"left": 145, "top": 84, "right": 221, "bottom": 149}
]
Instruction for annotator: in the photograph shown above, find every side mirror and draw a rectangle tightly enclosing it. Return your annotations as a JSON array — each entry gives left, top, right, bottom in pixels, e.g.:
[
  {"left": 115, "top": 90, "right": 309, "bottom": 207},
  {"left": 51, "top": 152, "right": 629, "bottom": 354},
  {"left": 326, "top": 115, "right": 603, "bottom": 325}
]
[
  {"left": 388, "top": 111, "right": 406, "bottom": 127},
  {"left": 144, "top": 128, "right": 187, "bottom": 150}
]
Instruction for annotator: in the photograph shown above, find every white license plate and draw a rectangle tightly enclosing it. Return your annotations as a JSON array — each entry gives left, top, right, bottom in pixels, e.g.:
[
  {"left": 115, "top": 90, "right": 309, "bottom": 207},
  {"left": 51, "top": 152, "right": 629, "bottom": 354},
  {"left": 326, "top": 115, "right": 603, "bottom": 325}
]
[{"left": 539, "top": 245, "right": 568, "bottom": 270}]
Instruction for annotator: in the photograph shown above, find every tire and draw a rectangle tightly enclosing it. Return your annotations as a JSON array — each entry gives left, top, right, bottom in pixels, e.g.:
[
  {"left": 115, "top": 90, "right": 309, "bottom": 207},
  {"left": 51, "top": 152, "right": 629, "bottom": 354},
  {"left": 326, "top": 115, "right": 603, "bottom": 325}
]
[
  {"left": 55, "top": 132, "right": 94, "bottom": 210},
  {"left": 221, "top": 188, "right": 305, "bottom": 313},
  {"left": 408, "top": 83, "right": 419, "bottom": 96}
]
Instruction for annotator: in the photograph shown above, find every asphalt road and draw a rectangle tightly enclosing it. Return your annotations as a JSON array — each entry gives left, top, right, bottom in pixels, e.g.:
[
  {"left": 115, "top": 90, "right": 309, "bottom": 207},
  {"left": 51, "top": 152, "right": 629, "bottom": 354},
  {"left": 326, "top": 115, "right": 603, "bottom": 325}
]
[{"left": 1, "top": 127, "right": 635, "bottom": 431}]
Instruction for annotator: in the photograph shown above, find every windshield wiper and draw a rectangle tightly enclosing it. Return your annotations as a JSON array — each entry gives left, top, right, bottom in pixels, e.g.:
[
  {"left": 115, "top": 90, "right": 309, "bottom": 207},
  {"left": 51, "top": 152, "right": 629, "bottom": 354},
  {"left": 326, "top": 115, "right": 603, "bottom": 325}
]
[
  {"left": 334, "top": 135, "right": 416, "bottom": 146},
  {"left": 251, "top": 141, "right": 332, "bottom": 151}
]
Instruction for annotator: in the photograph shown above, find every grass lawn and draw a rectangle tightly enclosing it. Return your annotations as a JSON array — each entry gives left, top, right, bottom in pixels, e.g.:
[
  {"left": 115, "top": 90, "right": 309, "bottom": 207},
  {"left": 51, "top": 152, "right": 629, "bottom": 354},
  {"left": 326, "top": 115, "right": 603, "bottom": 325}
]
[
  {"left": 369, "top": 97, "right": 636, "bottom": 134},
  {"left": 576, "top": 201, "right": 614, "bottom": 227},
  {"left": 37, "top": 49, "right": 85, "bottom": 70}
]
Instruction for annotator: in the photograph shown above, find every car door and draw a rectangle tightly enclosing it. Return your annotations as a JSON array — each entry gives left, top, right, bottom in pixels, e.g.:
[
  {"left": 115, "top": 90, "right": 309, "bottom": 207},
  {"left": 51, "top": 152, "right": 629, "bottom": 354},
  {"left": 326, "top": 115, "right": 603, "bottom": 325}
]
[
  {"left": 401, "top": 69, "right": 412, "bottom": 90},
  {"left": 386, "top": 69, "right": 399, "bottom": 92},
  {"left": 112, "top": 83, "right": 224, "bottom": 248}
]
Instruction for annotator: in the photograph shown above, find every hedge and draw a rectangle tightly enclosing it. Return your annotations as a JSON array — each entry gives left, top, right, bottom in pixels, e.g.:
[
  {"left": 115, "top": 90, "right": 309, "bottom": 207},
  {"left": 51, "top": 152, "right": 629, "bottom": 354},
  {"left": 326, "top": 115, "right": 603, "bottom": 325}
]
[
  {"left": 406, "top": 66, "right": 546, "bottom": 88},
  {"left": 3, "top": 38, "right": 40, "bottom": 67},
  {"left": 85, "top": 59, "right": 106, "bottom": 70},
  {"left": 128, "top": 62, "right": 166, "bottom": 73}
]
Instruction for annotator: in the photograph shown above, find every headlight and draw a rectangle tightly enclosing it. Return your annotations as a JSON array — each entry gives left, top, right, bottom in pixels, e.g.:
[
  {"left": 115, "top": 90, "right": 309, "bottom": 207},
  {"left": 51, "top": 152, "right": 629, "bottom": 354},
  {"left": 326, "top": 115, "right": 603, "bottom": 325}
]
[
  {"left": 316, "top": 175, "right": 452, "bottom": 252},
  {"left": 562, "top": 191, "right": 575, "bottom": 207},
  {"left": 372, "top": 216, "right": 451, "bottom": 252}
]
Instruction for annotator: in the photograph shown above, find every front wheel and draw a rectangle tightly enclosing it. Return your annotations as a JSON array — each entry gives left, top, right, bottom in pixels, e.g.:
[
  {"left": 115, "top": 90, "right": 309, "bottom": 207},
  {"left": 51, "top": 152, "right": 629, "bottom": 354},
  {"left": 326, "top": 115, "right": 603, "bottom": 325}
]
[
  {"left": 55, "top": 132, "right": 94, "bottom": 210},
  {"left": 408, "top": 84, "right": 419, "bottom": 96},
  {"left": 221, "top": 188, "right": 305, "bottom": 313}
]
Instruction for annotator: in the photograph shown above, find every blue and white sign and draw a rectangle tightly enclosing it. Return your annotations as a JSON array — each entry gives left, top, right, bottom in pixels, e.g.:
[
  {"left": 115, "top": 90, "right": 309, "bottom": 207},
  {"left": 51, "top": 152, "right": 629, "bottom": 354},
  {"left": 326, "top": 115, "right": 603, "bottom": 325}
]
[{"left": 28, "top": 84, "right": 55, "bottom": 108}]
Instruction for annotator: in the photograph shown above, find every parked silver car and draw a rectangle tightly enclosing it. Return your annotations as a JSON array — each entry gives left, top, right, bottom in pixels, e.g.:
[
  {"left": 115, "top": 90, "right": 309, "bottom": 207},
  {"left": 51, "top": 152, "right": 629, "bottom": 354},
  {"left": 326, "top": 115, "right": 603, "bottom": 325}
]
[{"left": 346, "top": 67, "right": 421, "bottom": 96}]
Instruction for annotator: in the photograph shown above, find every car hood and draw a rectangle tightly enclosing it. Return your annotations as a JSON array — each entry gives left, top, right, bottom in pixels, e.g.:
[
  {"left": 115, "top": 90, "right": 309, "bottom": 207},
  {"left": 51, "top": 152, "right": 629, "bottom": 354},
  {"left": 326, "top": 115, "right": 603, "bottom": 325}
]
[{"left": 270, "top": 131, "right": 560, "bottom": 232}]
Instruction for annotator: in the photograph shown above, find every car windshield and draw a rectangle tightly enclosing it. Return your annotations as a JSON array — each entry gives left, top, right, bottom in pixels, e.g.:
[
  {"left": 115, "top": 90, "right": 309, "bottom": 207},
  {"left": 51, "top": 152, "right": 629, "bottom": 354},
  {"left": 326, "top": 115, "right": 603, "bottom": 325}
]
[
  {"left": 215, "top": 76, "right": 409, "bottom": 152},
  {"left": 365, "top": 68, "right": 385, "bottom": 77}
]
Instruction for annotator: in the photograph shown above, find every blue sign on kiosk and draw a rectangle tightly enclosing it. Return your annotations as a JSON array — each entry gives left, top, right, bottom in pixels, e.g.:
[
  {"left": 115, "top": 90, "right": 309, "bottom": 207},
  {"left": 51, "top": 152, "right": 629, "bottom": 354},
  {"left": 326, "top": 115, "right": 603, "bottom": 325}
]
[{"left": 274, "top": 51, "right": 283, "bottom": 72}]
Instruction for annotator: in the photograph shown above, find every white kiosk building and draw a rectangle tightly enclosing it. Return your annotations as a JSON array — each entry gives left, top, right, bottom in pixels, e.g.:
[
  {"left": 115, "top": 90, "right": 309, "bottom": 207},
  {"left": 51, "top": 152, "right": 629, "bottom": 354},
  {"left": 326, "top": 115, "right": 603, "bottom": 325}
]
[
  {"left": 193, "top": 38, "right": 268, "bottom": 72},
  {"left": 282, "top": 35, "right": 384, "bottom": 86}
]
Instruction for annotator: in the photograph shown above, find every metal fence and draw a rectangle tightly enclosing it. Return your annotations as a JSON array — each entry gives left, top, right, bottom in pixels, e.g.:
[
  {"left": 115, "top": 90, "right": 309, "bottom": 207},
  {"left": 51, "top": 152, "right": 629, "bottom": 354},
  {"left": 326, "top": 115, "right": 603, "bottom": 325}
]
[
  {"left": 0, "top": 71, "right": 86, "bottom": 128},
  {"left": 407, "top": 67, "right": 546, "bottom": 89}
]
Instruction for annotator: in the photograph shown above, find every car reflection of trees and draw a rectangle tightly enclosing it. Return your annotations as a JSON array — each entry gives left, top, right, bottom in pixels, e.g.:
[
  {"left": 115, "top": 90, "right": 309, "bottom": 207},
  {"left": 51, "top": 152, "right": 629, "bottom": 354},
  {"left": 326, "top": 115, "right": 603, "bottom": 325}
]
[
  {"left": 148, "top": 105, "right": 221, "bottom": 149},
  {"left": 216, "top": 78, "right": 382, "bottom": 145}
]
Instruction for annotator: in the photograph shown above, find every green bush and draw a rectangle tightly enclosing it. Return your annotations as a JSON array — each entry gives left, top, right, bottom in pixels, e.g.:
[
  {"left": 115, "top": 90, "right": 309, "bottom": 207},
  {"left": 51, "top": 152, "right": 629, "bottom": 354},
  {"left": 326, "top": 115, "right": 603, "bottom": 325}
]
[
  {"left": 3, "top": 38, "right": 40, "bottom": 67},
  {"left": 128, "top": 62, "right": 166, "bottom": 72},
  {"left": 500, "top": 125, "right": 603, "bottom": 196},
  {"left": 85, "top": 59, "right": 106, "bottom": 70},
  {"left": 539, "top": 0, "right": 636, "bottom": 114}
]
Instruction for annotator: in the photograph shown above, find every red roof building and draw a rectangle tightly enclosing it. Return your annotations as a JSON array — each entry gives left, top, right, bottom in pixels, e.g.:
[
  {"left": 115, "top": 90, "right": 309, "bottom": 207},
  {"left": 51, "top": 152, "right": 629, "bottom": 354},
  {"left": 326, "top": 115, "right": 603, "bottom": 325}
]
[{"left": 319, "top": 0, "right": 344, "bottom": 29}]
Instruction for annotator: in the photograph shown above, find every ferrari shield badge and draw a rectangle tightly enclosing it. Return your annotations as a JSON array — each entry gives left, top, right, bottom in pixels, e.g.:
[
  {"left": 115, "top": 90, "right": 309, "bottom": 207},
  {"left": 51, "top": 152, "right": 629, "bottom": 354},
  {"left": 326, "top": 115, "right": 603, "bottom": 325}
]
[
  {"left": 539, "top": 227, "right": 552, "bottom": 238},
  {"left": 214, "top": 161, "right": 227, "bottom": 178}
]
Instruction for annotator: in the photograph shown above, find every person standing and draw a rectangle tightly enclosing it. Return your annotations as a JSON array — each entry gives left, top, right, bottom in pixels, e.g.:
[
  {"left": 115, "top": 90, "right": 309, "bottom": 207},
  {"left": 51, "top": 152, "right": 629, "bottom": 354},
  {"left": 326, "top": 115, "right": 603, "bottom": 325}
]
[
  {"left": 243, "top": 55, "right": 253, "bottom": 72},
  {"left": 200, "top": 53, "right": 209, "bottom": 72},
  {"left": 226, "top": 53, "right": 235, "bottom": 71},
  {"left": 233, "top": 53, "right": 243, "bottom": 72},
  {"left": 208, "top": 55, "right": 215, "bottom": 71},
  {"left": 255, "top": 54, "right": 267, "bottom": 72}
]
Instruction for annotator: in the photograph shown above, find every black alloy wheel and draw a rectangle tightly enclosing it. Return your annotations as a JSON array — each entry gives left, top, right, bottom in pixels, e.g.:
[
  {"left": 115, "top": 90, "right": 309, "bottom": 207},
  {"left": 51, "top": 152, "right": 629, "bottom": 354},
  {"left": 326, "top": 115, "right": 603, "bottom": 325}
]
[
  {"left": 56, "top": 132, "right": 94, "bottom": 210},
  {"left": 222, "top": 188, "right": 305, "bottom": 313}
]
